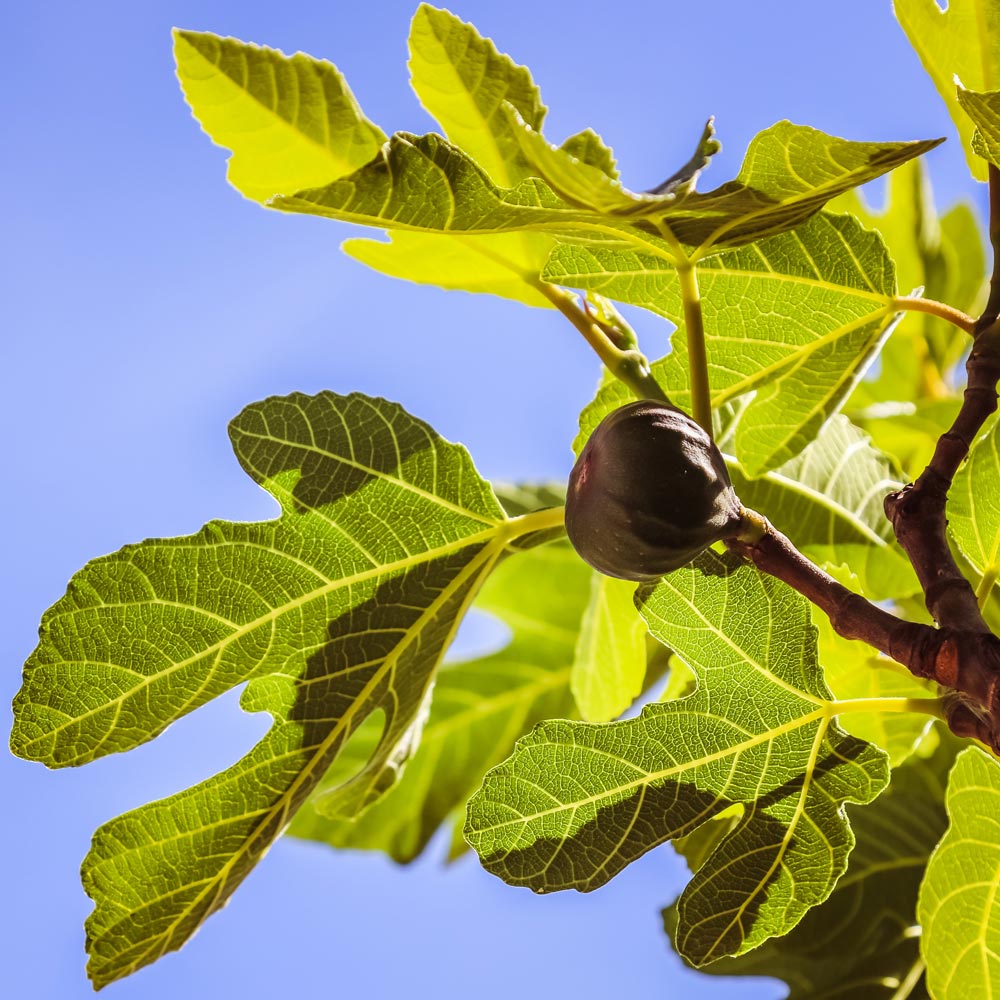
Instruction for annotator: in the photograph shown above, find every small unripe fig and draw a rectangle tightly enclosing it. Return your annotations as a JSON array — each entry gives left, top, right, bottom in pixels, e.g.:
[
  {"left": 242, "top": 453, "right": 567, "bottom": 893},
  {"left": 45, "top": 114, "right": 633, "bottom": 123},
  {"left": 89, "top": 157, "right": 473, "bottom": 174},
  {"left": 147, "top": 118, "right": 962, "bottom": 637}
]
[{"left": 566, "top": 400, "right": 743, "bottom": 582}]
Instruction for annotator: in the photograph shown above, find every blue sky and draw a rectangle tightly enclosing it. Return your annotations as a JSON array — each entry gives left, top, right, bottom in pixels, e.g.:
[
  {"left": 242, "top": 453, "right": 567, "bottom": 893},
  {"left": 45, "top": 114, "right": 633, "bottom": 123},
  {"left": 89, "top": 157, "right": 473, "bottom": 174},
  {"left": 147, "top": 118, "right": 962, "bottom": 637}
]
[{"left": 2, "top": 2, "right": 987, "bottom": 997}]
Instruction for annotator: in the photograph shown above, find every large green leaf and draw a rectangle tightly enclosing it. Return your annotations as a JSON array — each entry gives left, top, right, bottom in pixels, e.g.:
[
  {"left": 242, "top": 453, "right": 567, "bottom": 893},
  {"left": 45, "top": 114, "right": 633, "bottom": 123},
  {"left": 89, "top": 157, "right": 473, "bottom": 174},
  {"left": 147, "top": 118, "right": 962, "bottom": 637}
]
[
  {"left": 289, "top": 543, "right": 584, "bottom": 861},
  {"left": 344, "top": 5, "right": 557, "bottom": 307},
  {"left": 919, "top": 747, "right": 1000, "bottom": 997},
  {"left": 466, "top": 551, "right": 889, "bottom": 966},
  {"left": 173, "top": 30, "right": 386, "bottom": 203},
  {"left": 10, "top": 391, "right": 531, "bottom": 988},
  {"left": 667, "top": 733, "right": 956, "bottom": 998},
  {"left": 555, "top": 212, "right": 900, "bottom": 474},
  {"left": 894, "top": 0, "right": 1000, "bottom": 180},
  {"left": 833, "top": 158, "right": 984, "bottom": 407},
  {"left": 275, "top": 123, "right": 936, "bottom": 266},
  {"left": 949, "top": 418, "right": 1000, "bottom": 602}
]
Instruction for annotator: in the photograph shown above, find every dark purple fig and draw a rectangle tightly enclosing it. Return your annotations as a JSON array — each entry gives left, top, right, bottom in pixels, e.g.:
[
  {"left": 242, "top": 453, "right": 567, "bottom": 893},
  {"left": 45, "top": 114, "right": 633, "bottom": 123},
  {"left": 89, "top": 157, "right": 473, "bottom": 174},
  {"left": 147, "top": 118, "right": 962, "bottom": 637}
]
[{"left": 566, "top": 400, "right": 743, "bottom": 582}]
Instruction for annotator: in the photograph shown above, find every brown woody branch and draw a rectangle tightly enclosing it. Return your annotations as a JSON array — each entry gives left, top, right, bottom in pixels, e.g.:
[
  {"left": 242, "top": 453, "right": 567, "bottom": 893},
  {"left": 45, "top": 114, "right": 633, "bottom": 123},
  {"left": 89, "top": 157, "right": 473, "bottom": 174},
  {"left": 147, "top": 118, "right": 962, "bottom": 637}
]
[
  {"left": 730, "top": 166, "right": 1000, "bottom": 751},
  {"left": 728, "top": 520, "right": 1000, "bottom": 750}
]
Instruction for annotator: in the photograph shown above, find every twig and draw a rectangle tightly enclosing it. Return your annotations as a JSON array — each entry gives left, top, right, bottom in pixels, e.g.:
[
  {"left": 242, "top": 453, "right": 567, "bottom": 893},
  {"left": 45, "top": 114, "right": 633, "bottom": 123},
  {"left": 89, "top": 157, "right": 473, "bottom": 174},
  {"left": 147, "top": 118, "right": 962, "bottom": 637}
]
[
  {"left": 729, "top": 509, "right": 1000, "bottom": 750},
  {"left": 730, "top": 509, "right": 929, "bottom": 659}
]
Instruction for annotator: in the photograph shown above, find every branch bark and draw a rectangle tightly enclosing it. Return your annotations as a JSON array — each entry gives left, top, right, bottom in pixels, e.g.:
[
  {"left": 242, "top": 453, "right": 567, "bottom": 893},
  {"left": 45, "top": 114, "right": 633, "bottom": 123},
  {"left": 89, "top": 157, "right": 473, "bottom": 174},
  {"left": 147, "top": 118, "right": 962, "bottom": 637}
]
[
  {"left": 728, "top": 516, "right": 1000, "bottom": 751},
  {"left": 734, "top": 165, "right": 1000, "bottom": 751}
]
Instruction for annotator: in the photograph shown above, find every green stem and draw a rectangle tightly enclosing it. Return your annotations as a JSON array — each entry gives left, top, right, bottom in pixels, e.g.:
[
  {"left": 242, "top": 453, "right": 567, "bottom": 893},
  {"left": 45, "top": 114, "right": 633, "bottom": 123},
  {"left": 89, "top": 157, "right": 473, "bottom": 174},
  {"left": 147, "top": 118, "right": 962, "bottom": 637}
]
[
  {"left": 506, "top": 504, "right": 565, "bottom": 539},
  {"left": 891, "top": 295, "right": 976, "bottom": 334},
  {"left": 537, "top": 283, "right": 671, "bottom": 404},
  {"left": 833, "top": 696, "right": 947, "bottom": 720},
  {"left": 676, "top": 263, "right": 713, "bottom": 437},
  {"left": 976, "top": 566, "right": 999, "bottom": 610}
]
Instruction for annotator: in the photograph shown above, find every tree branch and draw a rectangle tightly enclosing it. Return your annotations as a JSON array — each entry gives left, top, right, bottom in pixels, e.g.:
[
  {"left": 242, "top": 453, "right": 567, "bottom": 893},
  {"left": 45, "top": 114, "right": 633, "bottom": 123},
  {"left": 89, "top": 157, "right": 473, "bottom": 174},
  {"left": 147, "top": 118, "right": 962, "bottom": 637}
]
[
  {"left": 883, "top": 169, "right": 1000, "bottom": 634},
  {"left": 728, "top": 510, "right": 1000, "bottom": 751}
]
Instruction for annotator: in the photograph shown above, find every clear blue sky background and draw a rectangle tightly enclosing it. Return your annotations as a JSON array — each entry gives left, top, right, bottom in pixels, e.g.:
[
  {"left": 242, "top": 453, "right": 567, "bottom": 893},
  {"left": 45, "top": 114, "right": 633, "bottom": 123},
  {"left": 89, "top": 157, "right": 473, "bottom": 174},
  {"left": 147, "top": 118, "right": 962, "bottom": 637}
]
[{"left": 2, "top": 2, "right": 987, "bottom": 998}]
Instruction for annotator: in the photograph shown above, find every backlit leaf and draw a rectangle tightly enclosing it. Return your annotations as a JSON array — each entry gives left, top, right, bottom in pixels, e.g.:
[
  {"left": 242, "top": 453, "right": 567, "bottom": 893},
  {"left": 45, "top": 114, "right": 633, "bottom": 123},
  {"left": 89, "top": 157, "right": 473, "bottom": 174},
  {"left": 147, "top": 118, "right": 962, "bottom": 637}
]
[
  {"left": 11, "top": 391, "right": 520, "bottom": 987},
  {"left": 174, "top": 30, "right": 386, "bottom": 203},
  {"left": 919, "top": 747, "right": 1000, "bottom": 997},
  {"left": 669, "top": 733, "right": 956, "bottom": 998},
  {"left": 553, "top": 212, "right": 900, "bottom": 473},
  {"left": 571, "top": 573, "right": 647, "bottom": 722},
  {"left": 894, "top": 0, "right": 1000, "bottom": 180},
  {"left": 466, "top": 551, "right": 888, "bottom": 966}
]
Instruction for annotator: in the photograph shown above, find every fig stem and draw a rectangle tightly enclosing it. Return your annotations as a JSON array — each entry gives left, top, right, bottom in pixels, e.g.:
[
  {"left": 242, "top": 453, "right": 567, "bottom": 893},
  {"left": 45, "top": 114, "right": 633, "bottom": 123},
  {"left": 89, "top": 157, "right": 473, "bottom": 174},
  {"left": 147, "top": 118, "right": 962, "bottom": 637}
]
[
  {"left": 675, "top": 262, "right": 714, "bottom": 438},
  {"left": 538, "top": 283, "right": 672, "bottom": 404}
]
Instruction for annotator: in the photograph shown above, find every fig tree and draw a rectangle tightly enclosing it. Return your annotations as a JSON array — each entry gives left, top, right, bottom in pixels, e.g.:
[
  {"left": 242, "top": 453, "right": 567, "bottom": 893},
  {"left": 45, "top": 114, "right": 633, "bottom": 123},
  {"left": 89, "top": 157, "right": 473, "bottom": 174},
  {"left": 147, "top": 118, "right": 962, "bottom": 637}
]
[{"left": 565, "top": 400, "right": 744, "bottom": 582}]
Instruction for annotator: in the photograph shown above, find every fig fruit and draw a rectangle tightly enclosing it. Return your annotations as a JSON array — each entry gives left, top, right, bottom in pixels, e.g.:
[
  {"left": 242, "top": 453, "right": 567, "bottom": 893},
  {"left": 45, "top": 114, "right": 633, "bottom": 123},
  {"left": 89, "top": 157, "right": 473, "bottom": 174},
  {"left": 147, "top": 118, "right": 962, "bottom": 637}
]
[{"left": 566, "top": 400, "right": 743, "bottom": 581}]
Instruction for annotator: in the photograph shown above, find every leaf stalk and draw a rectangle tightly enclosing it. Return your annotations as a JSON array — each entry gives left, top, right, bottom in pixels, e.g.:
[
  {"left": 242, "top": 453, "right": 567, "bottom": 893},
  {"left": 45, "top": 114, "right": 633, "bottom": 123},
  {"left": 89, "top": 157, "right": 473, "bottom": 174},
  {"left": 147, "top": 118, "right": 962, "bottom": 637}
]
[
  {"left": 537, "top": 283, "right": 671, "bottom": 404},
  {"left": 891, "top": 295, "right": 977, "bottom": 334},
  {"left": 675, "top": 263, "right": 714, "bottom": 437}
]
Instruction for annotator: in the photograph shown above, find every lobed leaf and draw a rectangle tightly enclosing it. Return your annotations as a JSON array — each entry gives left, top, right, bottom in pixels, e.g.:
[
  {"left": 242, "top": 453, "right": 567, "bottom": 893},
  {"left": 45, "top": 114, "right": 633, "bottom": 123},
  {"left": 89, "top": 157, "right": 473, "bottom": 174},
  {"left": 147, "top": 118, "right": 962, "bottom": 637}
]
[
  {"left": 11, "top": 391, "right": 515, "bottom": 987},
  {"left": 466, "top": 551, "right": 889, "bottom": 966},
  {"left": 669, "top": 733, "right": 956, "bottom": 998},
  {"left": 173, "top": 30, "right": 386, "bottom": 203},
  {"left": 344, "top": 5, "right": 557, "bottom": 307},
  {"left": 919, "top": 747, "right": 1000, "bottom": 997},
  {"left": 894, "top": 0, "right": 1000, "bottom": 180}
]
